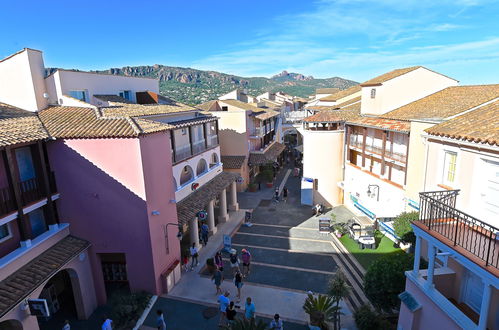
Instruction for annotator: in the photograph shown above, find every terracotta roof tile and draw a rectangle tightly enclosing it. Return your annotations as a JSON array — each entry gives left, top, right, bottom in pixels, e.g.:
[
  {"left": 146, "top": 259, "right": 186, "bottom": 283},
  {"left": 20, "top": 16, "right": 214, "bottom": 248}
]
[
  {"left": 196, "top": 100, "right": 219, "bottom": 111},
  {"left": 176, "top": 172, "right": 238, "bottom": 225},
  {"left": 221, "top": 155, "right": 247, "bottom": 169},
  {"left": 316, "top": 88, "right": 340, "bottom": 94},
  {"left": 94, "top": 94, "right": 133, "bottom": 104},
  {"left": 0, "top": 103, "right": 35, "bottom": 119},
  {"left": 360, "top": 66, "right": 422, "bottom": 86},
  {"left": 0, "top": 235, "right": 90, "bottom": 318},
  {"left": 0, "top": 116, "right": 49, "bottom": 147},
  {"left": 347, "top": 117, "right": 411, "bottom": 132},
  {"left": 249, "top": 142, "right": 286, "bottom": 166},
  {"left": 319, "top": 85, "right": 362, "bottom": 102},
  {"left": 382, "top": 85, "right": 499, "bottom": 121},
  {"left": 303, "top": 108, "right": 360, "bottom": 123},
  {"left": 101, "top": 102, "right": 196, "bottom": 117},
  {"left": 425, "top": 100, "right": 499, "bottom": 146}
]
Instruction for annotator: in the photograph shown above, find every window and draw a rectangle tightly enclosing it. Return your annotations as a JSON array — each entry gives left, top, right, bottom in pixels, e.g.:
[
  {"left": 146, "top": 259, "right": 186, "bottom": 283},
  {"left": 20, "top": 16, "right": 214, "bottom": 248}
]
[
  {"left": 0, "top": 223, "right": 11, "bottom": 242},
  {"left": 181, "top": 128, "right": 187, "bottom": 136},
  {"left": 28, "top": 208, "right": 47, "bottom": 238},
  {"left": 221, "top": 106, "right": 228, "bottom": 111},
  {"left": 69, "top": 90, "right": 87, "bottom": 102},
  {"left": 119, "top": 90, "right": 132, "bottom": 101},
  {"left": 442, "top": 151, "right": 457, "bottom": 185},
  {"left": 370, "top": 88, "right": 376, "bottom": 99}
]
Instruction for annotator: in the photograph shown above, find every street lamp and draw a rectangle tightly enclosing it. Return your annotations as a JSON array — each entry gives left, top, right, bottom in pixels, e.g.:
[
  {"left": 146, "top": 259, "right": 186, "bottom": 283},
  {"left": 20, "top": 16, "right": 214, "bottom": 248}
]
[
  {"left": 163, "top": 223, "right": 183, "bottom": 254},
  {"left": 367, "top": 184, "right": 380, "bottom": 202}
]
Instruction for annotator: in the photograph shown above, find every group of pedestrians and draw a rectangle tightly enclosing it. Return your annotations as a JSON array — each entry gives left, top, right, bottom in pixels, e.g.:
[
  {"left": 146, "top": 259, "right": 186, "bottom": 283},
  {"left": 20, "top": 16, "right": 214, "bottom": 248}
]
[
  {"left": 274, "top": 186, "right": 289, "bottom": 203},
  {"left": 218, "top": 292, "right": 256, "bottom": 328}
]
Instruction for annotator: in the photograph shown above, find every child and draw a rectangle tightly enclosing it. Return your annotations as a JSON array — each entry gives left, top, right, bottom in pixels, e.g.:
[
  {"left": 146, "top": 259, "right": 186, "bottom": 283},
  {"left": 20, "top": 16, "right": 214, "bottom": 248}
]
[{"left": 182, "top": 253, "right": 189, "bottom": 272}]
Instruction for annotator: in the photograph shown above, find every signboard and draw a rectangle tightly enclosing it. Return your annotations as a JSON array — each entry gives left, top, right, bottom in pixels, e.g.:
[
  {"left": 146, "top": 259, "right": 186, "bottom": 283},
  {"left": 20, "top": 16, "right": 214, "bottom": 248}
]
[
  {"left": 28, "top": 299, "right": 50, "bottom": 317},
  {"left": 236, "top": 176, "right": 244, "bottom": 184},
  {"left": 223, "top": 235, "right": 232, "bottom": 252},
  {"left": 318, "top": 217, "right": 331, "bottom": 233},
  {"left": 197, "top": 210, "right": 208, "bottom": 221}
]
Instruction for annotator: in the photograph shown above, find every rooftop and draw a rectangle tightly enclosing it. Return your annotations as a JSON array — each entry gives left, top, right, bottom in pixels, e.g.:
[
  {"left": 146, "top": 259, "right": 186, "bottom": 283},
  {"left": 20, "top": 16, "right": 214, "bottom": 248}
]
[
  {"left": 316, "top": 88, "right": 340, "bottom": 94},
  {"left": 221, "top": 155, "right": 247, "bottom": 169},
  {"left": 303, "top": 108, "right": 360, "bottom": 123},
  {"left": 94, "top": 94, "right": 134, "bottom": 104},
  {"left": 347, "top": 117, "right": 411, "bottom": 133},
  {"left": 382, "top": 85, "right": 499, "bottom": 121},
  {"left": 425, "top": 100, "right": 499, "bottom": 146},
  {"left": 360, "top": 66, "right": 422, "bottom": 86},
  {"left": 319, "top": 85, "right": 362, "bottom": 102},
  {"left": 0, "top": 102, "right": 36, "bottom": 119},
  {"left": 0, "top": 116, "right": 49, "bottom": 147}
]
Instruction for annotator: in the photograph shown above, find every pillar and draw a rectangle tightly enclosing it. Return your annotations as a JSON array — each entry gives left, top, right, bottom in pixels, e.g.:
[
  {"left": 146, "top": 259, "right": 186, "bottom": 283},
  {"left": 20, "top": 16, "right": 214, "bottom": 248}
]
[
  {"left": 189, "top": 217, "right": 200, "bottom": 249},
  {"left": 207, "top": 200, "right": 217, "bottom": 235},
  {"left": 412, "top": 235, "right": 422, "bottom": 276},
  {"left": 478, "top": 283, "right": 492, "bottom": 330},
  {"left": 228, "top": 181, "right": 239, "bottom": 211},
  {"left": 218, "top": 189, "right": 229, "bottom": 223},
  {"left": 425, "top": 243, "right": 436, "bottom": 290}
]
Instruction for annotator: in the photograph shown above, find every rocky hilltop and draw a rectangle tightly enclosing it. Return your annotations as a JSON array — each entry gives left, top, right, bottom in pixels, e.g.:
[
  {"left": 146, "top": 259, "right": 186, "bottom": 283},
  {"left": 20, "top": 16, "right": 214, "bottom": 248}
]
[{"left": 48, "top": 65, "right": 358, "bottom": 105}]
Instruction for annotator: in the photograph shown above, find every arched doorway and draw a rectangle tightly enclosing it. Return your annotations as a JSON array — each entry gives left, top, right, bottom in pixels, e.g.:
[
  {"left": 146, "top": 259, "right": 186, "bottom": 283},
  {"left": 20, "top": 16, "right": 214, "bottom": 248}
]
[
  {"left": 0, "top": 320, "right": 23, "bottom": 330},
  {"left": 196, "top": 158, "right": 208, "bottom": 176},
  {"left": 37, "top": 269, "right": 83, "bottom": 330},
  {"left": 210, "top": 153, "right": 219, "bottom": 168},
  {"left": 179, "top": 165, "right": 194, "bottom": 186}
]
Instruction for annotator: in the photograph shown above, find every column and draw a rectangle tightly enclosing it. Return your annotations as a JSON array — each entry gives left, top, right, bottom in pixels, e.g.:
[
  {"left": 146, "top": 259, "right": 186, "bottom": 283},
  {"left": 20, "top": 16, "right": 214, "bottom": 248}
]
[
  {"left": 189, "top": 217, "right": 200, "bottom": 249},
  {"left": 412, "top": 235, "right": 422, "bottom": 276},
  {"left": 218, "top": 189, "right": 229, "bottom": 223},
  {"left": 228, "top": 181, "right": 239, "bottom": 211},
  {"left": 425, "top": 243, "right": 436, "bottom": 290},
  {"left": 478, "top": 283, "right": 492, "bottom": 330},
  {"left": 207, "top": 200, "right": 217, "bottom": 235},
  {"left": 37, "top": 141, "right": 57, "bottom": 228}
]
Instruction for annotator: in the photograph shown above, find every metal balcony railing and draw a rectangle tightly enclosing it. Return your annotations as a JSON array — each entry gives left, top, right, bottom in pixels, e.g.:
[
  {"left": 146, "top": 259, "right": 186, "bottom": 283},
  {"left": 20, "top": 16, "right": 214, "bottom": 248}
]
[{"left": 418, "top": 190, "right": 498, "bottom": 269}]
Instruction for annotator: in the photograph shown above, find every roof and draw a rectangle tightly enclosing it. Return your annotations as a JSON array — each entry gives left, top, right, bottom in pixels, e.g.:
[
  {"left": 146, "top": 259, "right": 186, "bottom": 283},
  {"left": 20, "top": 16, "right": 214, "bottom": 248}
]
[
  {"left": 303, "top": 108, "right": 360, "bottom": 123},
  {"left": 347, "top": 117, "right": 411, "bottom": 133},
  {"left": 249, "top": 142, "right": 286, "bottom": 165},
  {"left": 176, "top": 172, "right": 238, "bottom": 225},
  {"left": 319, "top": 85, "right": 362, "bottom": 102},
  {"left": 38, "top": 106, "right": 171, "bottom": 139},
  {"left": 425, "top": 100, "right": 499, "bottom": 146},
  {"left": 0, "top": 102, "right": 36, "bottom": 119},
  {"left": 221, "top": 155, "right": 247, "bottom": 169},
  {"left": 0, "top": 116, "right": 49, "bottom": 147},
  {"left": 360, "top": 66, "right": 422, "bottom": 86},
  {"left": 169, "top": 116, "right": 218, "bottom": 129},
  {"left": 196, "top": 100, "right": 219, "bottom": 111},
  {"left": 382, "top": 85, "right": 499, "bottom": 121},
  {"left": 94, "top": 94, "right": 134, "bottom": 104},
  {"left": 219, "top": 99, "right": 263, "bottom": 112},
  {"left": 253, "top": 110, "right": 280, "bottom": 120},
  {"left": 0, "top": 235, "right": 90, "bottom": 318},
  {"left": 101, "top": 102, "right": 196, "bottom": 117},
  {"left": 316, "top": 88, "right": 340, "bottom": 94}
]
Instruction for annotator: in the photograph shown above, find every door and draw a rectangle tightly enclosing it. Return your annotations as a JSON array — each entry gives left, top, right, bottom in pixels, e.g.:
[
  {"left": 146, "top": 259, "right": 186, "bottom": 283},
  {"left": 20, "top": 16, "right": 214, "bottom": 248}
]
[
  {"left": 461, "top": 270, "right": 484, "bottom": 313},
  {"left": 481, "top": 159, "right": 499, "bottom": 228},
  {"left": 15, "top": 147, "right": 36, "bottom": 181},
  {"left": 27, "top": 208, "right": 47, "bottom": 238}
]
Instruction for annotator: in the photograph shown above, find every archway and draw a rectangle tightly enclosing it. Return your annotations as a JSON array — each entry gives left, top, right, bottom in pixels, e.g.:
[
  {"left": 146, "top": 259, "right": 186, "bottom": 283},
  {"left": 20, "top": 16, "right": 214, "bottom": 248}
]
[
  {"left": 0, "top": 320, "right": 22, "bottom": 330},
  {"left": 179, "top": 165, "right": 194, "bottom": 185},
  {"left": 210, "top": 153, "right": 219, "bottom": 168},
  {"left": 173, "top": 176, "right": 178, "bottom": 191},
  {"left": 37, "top": 268, "right": 84, "bottom": 329},
  {"left": 196, "top": 159, "right": 208, "bottom": 176}
]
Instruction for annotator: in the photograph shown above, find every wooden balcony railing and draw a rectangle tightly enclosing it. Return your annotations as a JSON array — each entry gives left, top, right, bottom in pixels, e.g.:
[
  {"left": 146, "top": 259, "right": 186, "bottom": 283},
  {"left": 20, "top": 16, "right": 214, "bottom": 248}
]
[
  {"left": 19, "top": 177, "right": 44, "bottom": 205},
  {"left": 418, "top": 190, "right": 498, "bottom": 269},
  {"left": 0, "top": 186, "right": 16, "bottom": 216}
]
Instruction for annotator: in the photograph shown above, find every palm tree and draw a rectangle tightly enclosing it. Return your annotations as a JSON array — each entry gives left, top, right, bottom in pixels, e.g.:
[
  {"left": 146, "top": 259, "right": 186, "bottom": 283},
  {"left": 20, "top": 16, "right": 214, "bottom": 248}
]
[
  {"left": 328, "top": 271, "right": 351, "bottom": 330},
  {"left": 303, "top": 293, "right": 335, "bottom": 329}
]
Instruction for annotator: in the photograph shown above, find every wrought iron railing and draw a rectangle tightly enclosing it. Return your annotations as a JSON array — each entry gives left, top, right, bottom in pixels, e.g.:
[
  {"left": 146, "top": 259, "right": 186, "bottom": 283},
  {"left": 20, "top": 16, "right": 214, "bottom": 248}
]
[
  {"left": 0, "top": 185, "right": 16, "bottom": 216},
  {"left": 419, "top": 190, "right": 498, "bottom": 269}
]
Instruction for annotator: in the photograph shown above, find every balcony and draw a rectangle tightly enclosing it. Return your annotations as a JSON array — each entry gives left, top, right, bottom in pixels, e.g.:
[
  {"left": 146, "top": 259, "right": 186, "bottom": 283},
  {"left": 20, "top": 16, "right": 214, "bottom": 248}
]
[
  {"left": 174, "top": 145, "right": 192, "bottom": 163},
  {"left": 349, "top": 135, "right": 407, "bottom": 163},
  {"left": 206, "top": 135, "right": 219, "bottom": 148},
  {"left": 192, "top": 139, "right": 206, "bottom": 154},
  {"left": 19, "top": 177, "right": 45, "bottom": 205},
  {"left": 0, "top": 186, "right": 16, "bottom": 217},
  {"left": 250, "top": 127, "right": 264, "bottom": 137},
  {"left": 173, "top": 137, "right": 219, "bottom": 164},
  {"left": 418, "top": 190, "right": 498, "bottom": 270}
]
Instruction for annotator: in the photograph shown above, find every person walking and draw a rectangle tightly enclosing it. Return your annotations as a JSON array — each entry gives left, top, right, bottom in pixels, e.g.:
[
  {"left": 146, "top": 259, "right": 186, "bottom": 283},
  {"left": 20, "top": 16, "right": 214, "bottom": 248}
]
[
  {"left": 274, "top": 188, "right": 280, "bottom": 203},
  {"left": 282, "top": 186, "right": 288, "bottom": 203},
  {"left": 200, "top": 222, "right": 209, "bottom": 246},
  {"left": 214, "top": 250, "right": 224, "bottom": 271},
  {"left": 270, "top": 314, "right": 283, "bottom": 329},
  {"left": 156, "top": 310, "right": 166, "bottom": 330},
  {"left": 212, "top": 267, "right": 224, "bottom": 295},
  {"left": 182, "top": 252, "right": 189, "bottom": 272},
  {"left": 244, "top": 297, "right": 255, "bottom": 320},
  {"left": 218, "top": 291, "right": 230, "bottom": 326},
  {"left": 229, "top": 249, "right": 240, "bottom": 274},
  {"left": 241, "top": 249, "right": 251, "bottom": 277},
  {"left": 101, "top": 317, "right": 113, "bottom": 330},
  {"left": 190, "top": 243, "right": 199, "bottom": 270},
  {"left": 226, "top": 301, "right": 237, "bottom": 326},
  {"left": 234, "top": 270, "right": 243, "bottom": 302}
]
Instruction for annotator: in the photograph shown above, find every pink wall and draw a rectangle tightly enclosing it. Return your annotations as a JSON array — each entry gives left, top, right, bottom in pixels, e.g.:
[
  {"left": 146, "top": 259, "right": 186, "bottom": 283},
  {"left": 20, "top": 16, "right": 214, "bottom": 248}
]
[
  {"left": 47, "top": 138, "right": 159, "bottom": 303},
  {"left": 139, "top": 132, "right": 180, "bottom": 294}
]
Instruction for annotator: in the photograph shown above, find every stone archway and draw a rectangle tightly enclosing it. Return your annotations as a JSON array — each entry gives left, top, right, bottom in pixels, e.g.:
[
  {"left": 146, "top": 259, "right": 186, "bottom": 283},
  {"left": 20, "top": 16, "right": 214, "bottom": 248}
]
[{"left": 0, "top": 319, "right": 23, "bottom": 330}]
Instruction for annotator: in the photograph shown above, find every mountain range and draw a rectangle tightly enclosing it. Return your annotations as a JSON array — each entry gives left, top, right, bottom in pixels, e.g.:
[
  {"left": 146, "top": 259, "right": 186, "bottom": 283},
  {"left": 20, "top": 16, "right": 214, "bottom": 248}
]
[{"left": 89, "top": 66, "right": 358, "bottom": 105}]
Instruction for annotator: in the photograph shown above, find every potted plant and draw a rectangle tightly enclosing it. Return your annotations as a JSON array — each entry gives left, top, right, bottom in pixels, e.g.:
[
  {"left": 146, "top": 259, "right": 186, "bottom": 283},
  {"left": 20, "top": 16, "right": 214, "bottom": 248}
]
[
  {"left": 247, "top": 182, "right": 258, "bottom": 192},
  {"left": 333, "top": 224, "right": 346, "bottom": 238},
  {"left": 303, "top": 293, "right": 335, "bottom": 329}
]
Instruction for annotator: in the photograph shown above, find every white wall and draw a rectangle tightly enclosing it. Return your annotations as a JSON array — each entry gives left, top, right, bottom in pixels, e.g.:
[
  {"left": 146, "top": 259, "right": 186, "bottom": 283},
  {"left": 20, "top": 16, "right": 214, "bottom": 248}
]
[
  {"left": 361, "top": 67, "right": 458, "bottom": 115},
  {"left": 0, "top": 49, "right": 47, "bottom": 111}
]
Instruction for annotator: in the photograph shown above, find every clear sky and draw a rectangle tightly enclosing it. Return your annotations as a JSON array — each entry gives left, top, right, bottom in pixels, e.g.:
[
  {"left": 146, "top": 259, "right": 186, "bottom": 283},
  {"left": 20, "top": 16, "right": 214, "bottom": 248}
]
[{"left": 1, "top": 0, "right": 498, "bottom": 84}]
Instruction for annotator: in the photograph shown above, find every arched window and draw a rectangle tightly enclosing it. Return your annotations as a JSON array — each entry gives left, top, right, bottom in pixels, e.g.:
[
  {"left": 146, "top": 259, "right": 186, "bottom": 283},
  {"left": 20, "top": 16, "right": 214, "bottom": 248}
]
[
  {"left": 179, "top": 166, "right": 194, "bottom": 185},
  {"left": 210, "top": 153, "right": 219, "bottom": 168},
  {"left": 196, "top": 159, "right": 208, "bottom": 176}
]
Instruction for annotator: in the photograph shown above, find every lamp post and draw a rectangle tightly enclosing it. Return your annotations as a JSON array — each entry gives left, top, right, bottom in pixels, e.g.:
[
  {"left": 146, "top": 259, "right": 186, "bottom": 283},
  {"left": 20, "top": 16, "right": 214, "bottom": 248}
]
[
  {"left": 163, "top": 223, "right": 183, "bottom": 254},
  {"left": 367, "top": 184, "right": 380, "bottom": 202}
]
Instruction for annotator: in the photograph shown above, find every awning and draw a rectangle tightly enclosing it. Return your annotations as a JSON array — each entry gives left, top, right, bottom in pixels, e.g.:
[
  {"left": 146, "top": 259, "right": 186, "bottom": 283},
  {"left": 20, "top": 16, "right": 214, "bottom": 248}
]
[
  {"left": 176, "top": 172, "right": 239, "bottom": 225},
  {"left": 249, "top": 142, "right": 286, "bottom": 166},
  {"left": 0, "top": 235, "right": 90, "bottom": 318}
]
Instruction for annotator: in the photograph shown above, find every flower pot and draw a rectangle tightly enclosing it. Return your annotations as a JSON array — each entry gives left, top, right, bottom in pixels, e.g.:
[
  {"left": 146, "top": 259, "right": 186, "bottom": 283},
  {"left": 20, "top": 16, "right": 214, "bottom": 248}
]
[
  {"left": 266, "top": 182, "right": 273, "bottom": 188},
  {"left": 248, "top": 185, "right": 258, "bottom": 192}
]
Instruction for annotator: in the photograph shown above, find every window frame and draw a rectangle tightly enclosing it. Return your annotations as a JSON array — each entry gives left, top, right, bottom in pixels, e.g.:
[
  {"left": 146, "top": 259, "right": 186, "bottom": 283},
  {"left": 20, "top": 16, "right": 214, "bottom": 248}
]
[
  {"left": 68, "top": 90, "right": 88, "bottom": 102},
  {"left": 119, "top": 90, "right": 133, "bottom": 101},
  {"left": 442, "top": 150, "right": 458, "bottom": 186},
  {"left": 370, "top": 88, "right": 376, "bottom": 99},
  {"left": 0, "top": 222, "right": 13, "bottom": 243}
]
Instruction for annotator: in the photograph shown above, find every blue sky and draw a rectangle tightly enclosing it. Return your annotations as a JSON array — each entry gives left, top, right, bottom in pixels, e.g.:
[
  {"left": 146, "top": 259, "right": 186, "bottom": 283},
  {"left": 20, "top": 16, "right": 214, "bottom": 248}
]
[{"left": 1, "top": 0, "right": 498, "bottom": 84}]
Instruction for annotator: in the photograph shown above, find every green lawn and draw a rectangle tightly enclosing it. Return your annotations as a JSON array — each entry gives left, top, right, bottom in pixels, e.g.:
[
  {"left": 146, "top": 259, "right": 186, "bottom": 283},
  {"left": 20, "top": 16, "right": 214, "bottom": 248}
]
[{"left": 338, "top": 231, "right": 405, "bottom": 270}]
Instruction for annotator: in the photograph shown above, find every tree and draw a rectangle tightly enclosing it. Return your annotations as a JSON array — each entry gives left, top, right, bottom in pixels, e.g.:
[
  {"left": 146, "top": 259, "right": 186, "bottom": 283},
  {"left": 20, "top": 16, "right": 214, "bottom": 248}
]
[
  {"left": 303, "top": 293, "right": 335, "bottom": 329},
  {"left": 393, "top": 212, "right": 419, "bottom": 239},
  {"left": 328, "top": 271, "right": 350, "bottom": 330},
  {"left": 363, "top": 253, "right": 414, "bottom": 312}
]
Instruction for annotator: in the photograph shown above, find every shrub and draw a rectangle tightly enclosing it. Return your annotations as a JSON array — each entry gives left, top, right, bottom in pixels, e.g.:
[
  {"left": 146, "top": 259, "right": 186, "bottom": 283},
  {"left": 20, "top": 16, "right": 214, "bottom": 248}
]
[
  {"left": 111, "top": 291, "right": 152, "bottom": 329},
  {"left": 225, "top": 317, "right": 268, "bottom": 330},
  {"left": 363, "top": 253, "right": 413, "bottom": 312},
  {"left": 393, "top": 212, "right": 419, "bottom": 239},
  {"left": 303, "top": 293, "right": 335, "bottom": 328},
  {"left": 354, "top": 304, "right": 381, "bottom": 330}
]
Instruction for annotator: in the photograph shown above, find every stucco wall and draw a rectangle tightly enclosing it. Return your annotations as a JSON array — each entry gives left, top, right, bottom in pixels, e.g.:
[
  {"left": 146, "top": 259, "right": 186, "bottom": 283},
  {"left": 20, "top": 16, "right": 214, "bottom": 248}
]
[
  {"left": 301, "top": 128, "right": 344, "bottom": 206},
  {"left": 215, "top": 111, "right": 250, "bottom": 157}
]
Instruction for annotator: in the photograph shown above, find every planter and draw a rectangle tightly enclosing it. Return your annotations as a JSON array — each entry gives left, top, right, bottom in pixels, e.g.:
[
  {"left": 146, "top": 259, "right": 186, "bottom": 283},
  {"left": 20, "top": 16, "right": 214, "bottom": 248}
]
[
  {"left": 248, "top": 184, "right": 258, "bottom": 192},
  {"left": 265, "top": 182, "right": 273, "bottom": 188}
]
